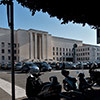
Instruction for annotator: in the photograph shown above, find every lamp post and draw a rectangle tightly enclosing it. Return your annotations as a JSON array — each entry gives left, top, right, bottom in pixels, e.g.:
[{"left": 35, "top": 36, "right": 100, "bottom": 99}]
[
  {"left": 72, "top": 44, "right": 77, "bottom": 63},
  {"left": 0, "top": 0, "right": 15, "bottom": 100}
]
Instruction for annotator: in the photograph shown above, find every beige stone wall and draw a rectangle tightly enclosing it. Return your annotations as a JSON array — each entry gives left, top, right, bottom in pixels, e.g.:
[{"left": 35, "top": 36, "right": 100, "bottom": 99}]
[
  {"left": 16, "top": 29, "right": 30, "bottom": 61},
  {"left": 0, "top": 28, "right": 17, "bottom": 63}
]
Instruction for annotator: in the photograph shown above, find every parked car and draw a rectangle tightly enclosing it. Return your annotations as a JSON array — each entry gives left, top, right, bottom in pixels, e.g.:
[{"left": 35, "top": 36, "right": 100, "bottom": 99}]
[
  {"left": 55, "top": 62, "right": 63, "bottom": 70},
  {"left": 7, "top": 63, "right": 11, "bottom": 69},
  {"left": 15, "top": 62, "right": 23, "bottom": 71},
  {"left": 65, "top": 63, "right": 73, "bottom": 69},
  {"left": 35, "top": 62, "right": 52, "bottom": 72},
  {"left": 1, "top": 63, "right": 7, "bottom": 70},
  {"left": 50, "top": 62, "right": 57, "bottom": 69},
  {"left": 21, "top": 62, "right": 39, "bottom": 73}
]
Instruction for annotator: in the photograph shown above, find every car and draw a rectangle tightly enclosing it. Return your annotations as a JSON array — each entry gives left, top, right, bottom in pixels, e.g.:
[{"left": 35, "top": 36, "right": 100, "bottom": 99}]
[
  {"left": 1, "top": 63, "right": 7, "bottom": 70},
  {"left": 21, "top": 62, "right": 39, "bottom": 73},
  {"left": 7, "top": 63, "right": 11, "bottom": 69},
  {"left": 15, "top": 62, "right": 23, "bottom": 71},
  {"left": 35, "top": 62, "right": 52, "bottom": 72},
  {"left": 50, "top": 62, "right": 57, "bottom": 69}
]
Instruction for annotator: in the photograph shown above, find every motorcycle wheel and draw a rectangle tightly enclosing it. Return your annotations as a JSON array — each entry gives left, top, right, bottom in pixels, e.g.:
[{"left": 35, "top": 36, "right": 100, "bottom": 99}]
[{"left": 86, "top": 77, "right": 93, "bottom": 85}]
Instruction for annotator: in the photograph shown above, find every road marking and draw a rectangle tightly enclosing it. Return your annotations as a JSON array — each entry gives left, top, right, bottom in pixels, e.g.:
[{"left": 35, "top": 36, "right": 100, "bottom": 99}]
[{"left": 0, "top": 78, "right": 26, "bottom": 99}]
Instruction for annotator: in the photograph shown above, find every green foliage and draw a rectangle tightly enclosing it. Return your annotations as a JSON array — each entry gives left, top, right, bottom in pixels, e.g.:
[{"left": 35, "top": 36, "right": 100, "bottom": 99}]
[{"left": 16, "top": 0, "right": 100, "bottom": 28}]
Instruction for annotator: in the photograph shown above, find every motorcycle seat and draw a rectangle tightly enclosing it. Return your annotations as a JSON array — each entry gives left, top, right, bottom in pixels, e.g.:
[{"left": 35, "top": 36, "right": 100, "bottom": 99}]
[{"left": 67, "top": 76, "right": 77, "bottom": 82}]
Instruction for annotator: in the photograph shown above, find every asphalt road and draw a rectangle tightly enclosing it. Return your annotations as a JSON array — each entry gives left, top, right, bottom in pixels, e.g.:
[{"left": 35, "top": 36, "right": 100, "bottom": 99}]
[{"left": 0, "top": 69, "right": 100, "bottom": 100}]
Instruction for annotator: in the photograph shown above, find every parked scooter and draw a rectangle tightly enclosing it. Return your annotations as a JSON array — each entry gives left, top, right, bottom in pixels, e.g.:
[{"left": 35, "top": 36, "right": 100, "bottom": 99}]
[
  {"left": 26, "top": 67, "right": 62, "bottom": 100},
  {"left": 61, "top": 69, "right": 92, "bottom": 94},
  {"left": 88, "top": 63, "right": 100, "bottom": 85}
]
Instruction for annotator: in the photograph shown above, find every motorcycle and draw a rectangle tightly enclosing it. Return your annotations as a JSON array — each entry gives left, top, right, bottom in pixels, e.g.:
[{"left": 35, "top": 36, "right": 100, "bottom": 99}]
[
  {"left": 87, "top": 63, "right": 100, "bottom": 85},
  {"left": 61, "top": 69, "right": 93, "bottom": 94},
  {"left": 26, "top": 68, "right": 62, "bottom": 100}
]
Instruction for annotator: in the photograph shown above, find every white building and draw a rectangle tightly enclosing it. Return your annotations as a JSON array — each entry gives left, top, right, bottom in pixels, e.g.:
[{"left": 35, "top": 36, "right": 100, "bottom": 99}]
[
  {"left": 0, "top": 27, "right": 100, "bottom": 63},
  {"left": 76, "top": 44, "right": 100, "bottom": 62}
]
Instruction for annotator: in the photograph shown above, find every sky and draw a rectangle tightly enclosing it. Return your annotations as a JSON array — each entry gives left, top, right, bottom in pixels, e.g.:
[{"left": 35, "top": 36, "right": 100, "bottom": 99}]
[{"left": 0, "top": 0, "right": 97, "bottom": 45}]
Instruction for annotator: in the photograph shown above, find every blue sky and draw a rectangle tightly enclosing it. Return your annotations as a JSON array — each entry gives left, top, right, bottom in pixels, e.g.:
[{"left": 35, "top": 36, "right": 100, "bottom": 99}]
[{"left": 0, "top": 0, "right": 97, "bottom": 45}]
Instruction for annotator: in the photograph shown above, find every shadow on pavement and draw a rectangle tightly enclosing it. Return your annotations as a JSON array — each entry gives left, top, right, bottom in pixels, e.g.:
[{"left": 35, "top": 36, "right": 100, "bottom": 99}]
[{"left": 21, "top": 89, "right": 100, "bottom": 100}]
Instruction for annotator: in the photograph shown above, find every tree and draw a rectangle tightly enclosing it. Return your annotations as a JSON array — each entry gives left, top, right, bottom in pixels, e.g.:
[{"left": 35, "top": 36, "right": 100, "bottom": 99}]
[{"left": 16, "top": 0, "right": 100, "bottom": 28}]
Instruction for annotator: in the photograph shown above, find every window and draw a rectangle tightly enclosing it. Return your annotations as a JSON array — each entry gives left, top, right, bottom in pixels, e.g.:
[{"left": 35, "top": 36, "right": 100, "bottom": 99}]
[
  {"left": 56, "top": 52, "right": 58, "bottom": 55},
  {"left": 8, "top": 56, "right": 11, "bottom": 60},
  {"left": 53, "top": 52, "right": 55, "bottom": 55},
  {"left": 56, "top": 47, "right": 58, "bottom": 51},
  {"left": 14, "top": 56, "right": 16, "bottom": 60},
  {"left": 60, "top": 48, "right": 62, "bottom": 51},
  {"left": 8, "top": 49, "right": 11, "bottom": 54},
  {"left": 14, "top": 50, "right": 16, "bottom": 54},
  {"left": 63, "top": 48, "right": 65, "bottom": 51},
  {"left": 2, "top": 56, "right": 5, "bottom": 60},
  {"left": 56, "top": 57, "right": 59, "bottom": 61},
  {"left": 53, "top": 47, "right": 55, "bottom": 51},
  {"left": 1, "top": 42, "right": 5, "bottom": 47},
  {"left": 1, "top": 49, "right": 5, "bottom": 53},
  {"left": 63, "top": 53, "right": 65, "bottom": 55},
  {"left": 8, "top": 43, "right": 11, "bottom": 48},
  {"left": 14, "top": 43, "right": 16, "bottom": 48},
  {"left": 53, "top": 57, "right": 55, "bottom": 60},
  {"left": 69, "top": 48, "right": 71, "bottom": 52}
]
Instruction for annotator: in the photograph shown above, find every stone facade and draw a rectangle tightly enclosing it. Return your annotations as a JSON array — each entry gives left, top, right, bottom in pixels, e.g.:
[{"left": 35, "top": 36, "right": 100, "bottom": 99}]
[{"left": 0, "top": 27, "right": 100, "bottom": 63}]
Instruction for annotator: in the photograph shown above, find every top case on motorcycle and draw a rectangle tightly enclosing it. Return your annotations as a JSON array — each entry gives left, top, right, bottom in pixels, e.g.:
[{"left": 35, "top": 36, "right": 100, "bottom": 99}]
[
  {"left": 26, "top": 76, "right": 42, "bottom": 97},
  {"left": 67, "top": 76, "right": 77, "bottom": 83},
  {"left": 90, "top": 70, "right": 100, "bottom": 77}
]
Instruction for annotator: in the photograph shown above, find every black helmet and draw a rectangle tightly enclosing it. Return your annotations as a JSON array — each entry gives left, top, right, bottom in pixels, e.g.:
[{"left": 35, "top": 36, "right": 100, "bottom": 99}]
[
  {"left": 61, "top": 69, "right": 69, "bottom": 77},
  {"left": 49, "top": 76, "right": 58, "bottom": 84},
  {"left": 78, "top": 73, "right": 85, "bottom": 78}
]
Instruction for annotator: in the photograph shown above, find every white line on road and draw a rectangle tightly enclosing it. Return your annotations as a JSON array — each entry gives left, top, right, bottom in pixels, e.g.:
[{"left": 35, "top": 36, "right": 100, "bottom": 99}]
[{"left": 0, "top": 78, "right": 26, "bottom": 99}]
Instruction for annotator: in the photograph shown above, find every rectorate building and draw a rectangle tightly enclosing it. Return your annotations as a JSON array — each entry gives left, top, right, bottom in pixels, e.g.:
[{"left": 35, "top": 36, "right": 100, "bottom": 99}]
[{"left": 0, "top": 27, "right": 100, "bottom": 64}]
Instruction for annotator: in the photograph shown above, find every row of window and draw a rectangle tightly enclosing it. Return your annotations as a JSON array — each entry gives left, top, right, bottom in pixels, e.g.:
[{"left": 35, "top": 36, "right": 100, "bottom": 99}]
[
  {"left": 53, "top": 57, "right": 72, "bottom": 61},
  {"left": 76, "top": 48, "right": 90, "bottom": 52},
  {"left": 1, "top": 42, "right": 19, "bottom": 48},
  {"left": 77, "top": 57, "right": 90, "bottom": 61},
  {"left": 53, "top": 52, "right": 73, "bottom": 56},
  {"left": 76, "top": 52, "right": 90, "bottom": 56},
  {"left": 1, "top": 56, "right": 17, "bottom": 61},
  {"left": 1, "top": 49, "right": 19, "bottom": 54},
  {"left": 53, "top": 47, "right": 72, "bottom": 52}
]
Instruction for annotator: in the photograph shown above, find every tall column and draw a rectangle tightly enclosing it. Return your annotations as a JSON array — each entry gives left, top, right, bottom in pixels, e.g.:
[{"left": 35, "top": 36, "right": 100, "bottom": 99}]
[
  {"left": 46, "top": 34, "right": 49, "bottom": 60},
  {"left": 39, "top": 35, "right": 42, "bottom": 60},
  {"left": 42, "top": 34, "right": 45, "bottom": 60},
  {"left": 30, "top": 32, "right": 34, "bottom": 59},
  {"left": 35, "top": 33, "right": 37, "bottom": 59}
]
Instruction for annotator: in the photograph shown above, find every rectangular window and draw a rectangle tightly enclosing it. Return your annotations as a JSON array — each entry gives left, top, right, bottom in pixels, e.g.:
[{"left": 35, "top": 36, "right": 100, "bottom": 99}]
[
  {"left": 1, "top": 49, "right": 5, "bottom": 53},
  {"left": 14, "top": 43, "right": 16, "bottom": 48},
  {"left": 60, "top": 48, "right": 62, "bottom": 51},
  {"left": 8, "top": 56, "right": 11, "bottom": 60},
  {"left": 8, "top": 49, "right": 11, "bottom": 54},
  {"left": 53, "top": 52, "right": 55, "bottom": 55},
  {"left": 8, "top": 43, "right": 11, "bottom": 48},
  {"left": 14, "top": 50, "right": 16, "bottom": 54},
  {"left": 53, "top": 47, "right": 55, "bottom": 51},
  {"left": 56, "top": 47, "right": 58, "bottom": 51},
  {"left": 63, "top": 48, "right": 65, "bottom": 51},
  {"left": 53, "top": 57, "right": 55, "bottom": 60},
  {"left": 1, "top": 42, "right": 5, "bottom": 47},
  {"left": 14, "top": 56, "right": 16, "bottom": 60},
  {"left": 56, "top": 52, "right": 58, "bottom": 55},
  {"left": 2, "top": 56, "right": 5, "bottom": 60}
]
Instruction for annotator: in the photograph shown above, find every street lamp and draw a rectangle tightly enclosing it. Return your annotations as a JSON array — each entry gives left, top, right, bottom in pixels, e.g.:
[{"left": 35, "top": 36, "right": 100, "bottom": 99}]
[
  {"left": 72, "top": 44, "right": 77, "bottom": 63},
  {"left": 0, "top": 0, "right": 15, "bottom": 100}
]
